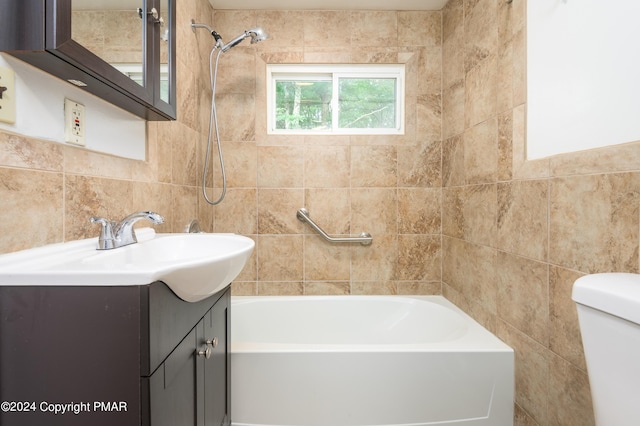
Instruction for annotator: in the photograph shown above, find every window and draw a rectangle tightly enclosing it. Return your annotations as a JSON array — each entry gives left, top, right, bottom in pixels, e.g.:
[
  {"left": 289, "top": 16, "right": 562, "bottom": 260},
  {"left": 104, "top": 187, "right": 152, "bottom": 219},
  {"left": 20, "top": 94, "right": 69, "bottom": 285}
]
[{"left": 267, "top": 64, "right": 405, "bottom": 135}]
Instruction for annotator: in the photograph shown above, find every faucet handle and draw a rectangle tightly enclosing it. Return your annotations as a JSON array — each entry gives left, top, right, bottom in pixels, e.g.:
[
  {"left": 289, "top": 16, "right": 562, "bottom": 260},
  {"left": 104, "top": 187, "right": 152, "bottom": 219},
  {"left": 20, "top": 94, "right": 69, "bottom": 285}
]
[{"left": 90, "top": 217, "right": 116, "bottom": 250}]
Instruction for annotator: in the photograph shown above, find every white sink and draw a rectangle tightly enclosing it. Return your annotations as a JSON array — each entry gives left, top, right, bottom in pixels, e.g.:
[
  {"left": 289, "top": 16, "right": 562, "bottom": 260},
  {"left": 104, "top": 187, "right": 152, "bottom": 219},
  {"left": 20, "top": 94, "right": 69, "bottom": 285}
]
[{"left": 0, "top": 228, "right": 254, "bottom": 302}]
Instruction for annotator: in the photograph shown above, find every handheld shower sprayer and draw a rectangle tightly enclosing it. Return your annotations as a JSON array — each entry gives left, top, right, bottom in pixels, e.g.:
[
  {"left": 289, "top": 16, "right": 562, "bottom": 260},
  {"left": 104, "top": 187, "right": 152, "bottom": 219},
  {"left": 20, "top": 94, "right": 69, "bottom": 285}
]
[
  {"left": 190, "top": 20, "right": 270, "bottom": 205},
  {"left": 190, "top": 20, "right": 269, "bottom": 52},
  {"left": 221, "top": 28, "right": 270, "bottom": 52}
]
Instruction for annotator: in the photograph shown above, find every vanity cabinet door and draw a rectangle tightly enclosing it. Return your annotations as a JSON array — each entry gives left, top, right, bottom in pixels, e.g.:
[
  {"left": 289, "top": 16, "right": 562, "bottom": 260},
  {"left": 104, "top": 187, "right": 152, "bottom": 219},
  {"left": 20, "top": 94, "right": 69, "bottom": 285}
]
[
  {"left": 146, "top": 286, "right": 230, "bottom": 426},
  {"left": 149, "top": 327, "right": 198, "bottom": 426},
  {"left": 143, "top": 290, "right": 231, "bottom": 426},
  {"left": 203, "top": 291, "right": 230, "bottom": 426}
]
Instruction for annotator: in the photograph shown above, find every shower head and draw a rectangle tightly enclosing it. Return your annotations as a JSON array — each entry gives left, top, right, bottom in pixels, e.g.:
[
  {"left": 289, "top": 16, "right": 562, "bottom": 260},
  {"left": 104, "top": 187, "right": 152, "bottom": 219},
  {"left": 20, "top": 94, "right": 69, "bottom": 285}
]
[
  {"left": 221, "top": 27, "right": 270, "bottom": 52},
  {"left": 190, "top": 20, "right": 269, "bottom": 52},
  {"left": 247, "top": 28, "right": 269, "bottom": 44}
]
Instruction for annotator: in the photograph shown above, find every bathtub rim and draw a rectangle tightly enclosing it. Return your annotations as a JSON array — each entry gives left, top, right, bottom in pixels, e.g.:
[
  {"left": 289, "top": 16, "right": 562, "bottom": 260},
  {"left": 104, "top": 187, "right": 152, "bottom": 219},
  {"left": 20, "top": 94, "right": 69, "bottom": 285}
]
[{"left": 230, "top": 295, "right": 513, "bottom": 354}]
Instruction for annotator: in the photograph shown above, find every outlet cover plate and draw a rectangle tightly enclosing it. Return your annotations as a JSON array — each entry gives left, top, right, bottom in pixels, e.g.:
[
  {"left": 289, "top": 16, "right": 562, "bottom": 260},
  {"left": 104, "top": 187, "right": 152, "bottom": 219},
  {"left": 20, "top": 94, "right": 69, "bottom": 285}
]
[
  {"left": 64, "top": 98, "right": 86, "bottom": 146},
  {"left": 0, "top": 67, "right": 16, "bottom": 124}
]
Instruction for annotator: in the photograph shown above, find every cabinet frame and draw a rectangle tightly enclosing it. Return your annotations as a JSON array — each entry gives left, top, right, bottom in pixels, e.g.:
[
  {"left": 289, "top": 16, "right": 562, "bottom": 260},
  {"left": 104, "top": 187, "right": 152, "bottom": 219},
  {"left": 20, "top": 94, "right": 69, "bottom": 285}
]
[{"left": 0, "top": 0, "right": 176, "bottom": 121}]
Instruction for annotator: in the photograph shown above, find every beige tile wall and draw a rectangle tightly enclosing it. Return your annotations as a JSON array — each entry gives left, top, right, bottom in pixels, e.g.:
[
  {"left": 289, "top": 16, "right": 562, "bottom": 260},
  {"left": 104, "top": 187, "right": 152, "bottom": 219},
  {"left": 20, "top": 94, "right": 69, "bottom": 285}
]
[
  {"left": 72, "top": 10, "right": 143, "bottom": 64},
  {"left": 2, "top": 0, "right": 640, "bottom": 424},
  {"left": 0, "top": 7, "right": 444, "bottom": 293},
  {"left": 442, "top": 0, "right": 640, "bottom": 424},
  {"left": 210, "top": 9, "right": 444, "bottom": 296},
  {"left": 72, "top": 9, "right": 170, "bottom": 65}
]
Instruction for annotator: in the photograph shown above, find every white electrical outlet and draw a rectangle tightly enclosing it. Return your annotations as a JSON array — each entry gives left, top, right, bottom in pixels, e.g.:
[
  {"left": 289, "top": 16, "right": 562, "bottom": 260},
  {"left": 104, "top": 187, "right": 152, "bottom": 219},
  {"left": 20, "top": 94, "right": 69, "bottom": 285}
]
[
  {"left": 64, "top": 98, "right": 86, "bottom": 146},
  {"left": 0, "top": 67, "right": 16, "bottom": 124}
]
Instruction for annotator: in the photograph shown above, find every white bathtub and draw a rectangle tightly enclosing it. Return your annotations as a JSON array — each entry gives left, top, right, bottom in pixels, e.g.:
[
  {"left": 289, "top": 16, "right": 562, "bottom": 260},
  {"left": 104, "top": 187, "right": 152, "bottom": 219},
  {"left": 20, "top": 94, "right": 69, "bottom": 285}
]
[{"left": 231, "top": 296, "right": 514, "bottom": 426}]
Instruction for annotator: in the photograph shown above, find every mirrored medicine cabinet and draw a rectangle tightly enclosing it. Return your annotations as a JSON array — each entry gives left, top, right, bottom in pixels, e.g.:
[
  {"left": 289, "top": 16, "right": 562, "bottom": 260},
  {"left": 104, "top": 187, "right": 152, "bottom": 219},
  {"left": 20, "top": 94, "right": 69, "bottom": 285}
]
[{"left": 0, "top": 0, "right": 176, "bottom": 121}]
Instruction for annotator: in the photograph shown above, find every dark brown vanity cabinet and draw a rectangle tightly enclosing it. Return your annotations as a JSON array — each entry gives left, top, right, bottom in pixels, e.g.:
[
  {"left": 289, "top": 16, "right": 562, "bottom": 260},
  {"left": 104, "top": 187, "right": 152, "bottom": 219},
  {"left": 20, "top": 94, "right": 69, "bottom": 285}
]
[
  {"left": 0, "top": 282, "right": 230, "bottom": 426},
  {"left": 148, "top": 288, "right": 230, "bottom": 426},
  {"left": 0, "top": 0, "right": 176, "bottom": 120}
]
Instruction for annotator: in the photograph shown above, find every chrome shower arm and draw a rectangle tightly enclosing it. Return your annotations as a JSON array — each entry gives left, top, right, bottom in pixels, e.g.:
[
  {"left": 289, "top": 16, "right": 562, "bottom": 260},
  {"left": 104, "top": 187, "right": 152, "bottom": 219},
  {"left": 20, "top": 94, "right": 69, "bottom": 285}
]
[{"left": 190, "top": 20, "right": 223, "bottom": 45}]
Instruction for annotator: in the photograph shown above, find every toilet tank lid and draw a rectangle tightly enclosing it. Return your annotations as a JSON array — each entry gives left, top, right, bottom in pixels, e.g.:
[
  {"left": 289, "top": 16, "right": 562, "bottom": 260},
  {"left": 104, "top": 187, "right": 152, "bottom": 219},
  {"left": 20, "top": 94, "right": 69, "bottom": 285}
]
[{"left": 572, "top": 273, "right": 640, "bottom": 325}]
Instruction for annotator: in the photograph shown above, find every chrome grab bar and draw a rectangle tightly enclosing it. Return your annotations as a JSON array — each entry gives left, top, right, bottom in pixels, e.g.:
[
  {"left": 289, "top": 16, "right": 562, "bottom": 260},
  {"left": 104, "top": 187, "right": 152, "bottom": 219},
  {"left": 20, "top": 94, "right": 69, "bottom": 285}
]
[{"left": 296, "top": 208, "right": 373, "bottom": 246}]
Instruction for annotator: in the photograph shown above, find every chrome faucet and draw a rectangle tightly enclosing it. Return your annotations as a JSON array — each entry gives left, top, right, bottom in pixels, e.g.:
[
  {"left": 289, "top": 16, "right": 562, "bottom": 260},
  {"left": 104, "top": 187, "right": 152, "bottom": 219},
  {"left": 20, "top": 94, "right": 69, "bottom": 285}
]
[{"left": 90, "top": 211, "right": 165, "bottom": 250}]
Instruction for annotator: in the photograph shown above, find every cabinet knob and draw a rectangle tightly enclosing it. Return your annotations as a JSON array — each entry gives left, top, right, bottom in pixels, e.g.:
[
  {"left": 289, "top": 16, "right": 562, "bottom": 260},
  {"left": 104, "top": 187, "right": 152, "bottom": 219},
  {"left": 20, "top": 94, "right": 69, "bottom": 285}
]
[
  {"left": 197, "top": 346, "right": 212, "bottom": 359},
  {"left": 206, "top": 337, "right": 218, "bottom": 348}
]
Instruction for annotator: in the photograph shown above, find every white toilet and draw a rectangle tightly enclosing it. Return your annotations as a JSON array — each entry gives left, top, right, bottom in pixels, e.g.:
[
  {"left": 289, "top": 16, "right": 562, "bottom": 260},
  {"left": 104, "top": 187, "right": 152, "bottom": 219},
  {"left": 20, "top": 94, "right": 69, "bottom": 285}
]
[{"left": 572, "top": 273, "right": 640, "bottom": 426}]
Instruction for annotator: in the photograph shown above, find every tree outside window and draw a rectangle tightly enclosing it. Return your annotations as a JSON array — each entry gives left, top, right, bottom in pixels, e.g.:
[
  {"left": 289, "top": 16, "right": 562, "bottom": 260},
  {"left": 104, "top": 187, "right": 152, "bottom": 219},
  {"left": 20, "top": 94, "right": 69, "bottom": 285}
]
[{"left": 268, "top": 64, "right": 404, "bottom": 135}]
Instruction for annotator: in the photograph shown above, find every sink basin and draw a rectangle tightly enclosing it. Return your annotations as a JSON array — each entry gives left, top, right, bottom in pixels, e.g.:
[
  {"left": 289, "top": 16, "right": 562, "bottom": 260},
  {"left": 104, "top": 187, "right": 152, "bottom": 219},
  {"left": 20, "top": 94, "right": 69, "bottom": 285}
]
[{"left": 0, "top": 229, "right": 254, "bottom": 302}]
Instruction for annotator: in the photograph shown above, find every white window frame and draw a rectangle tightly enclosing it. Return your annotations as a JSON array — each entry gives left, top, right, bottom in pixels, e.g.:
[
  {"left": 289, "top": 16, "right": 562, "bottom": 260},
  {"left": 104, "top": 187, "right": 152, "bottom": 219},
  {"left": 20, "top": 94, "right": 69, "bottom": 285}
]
[{"left": 267, "top": 64, "right": 405, "bottom": 135}]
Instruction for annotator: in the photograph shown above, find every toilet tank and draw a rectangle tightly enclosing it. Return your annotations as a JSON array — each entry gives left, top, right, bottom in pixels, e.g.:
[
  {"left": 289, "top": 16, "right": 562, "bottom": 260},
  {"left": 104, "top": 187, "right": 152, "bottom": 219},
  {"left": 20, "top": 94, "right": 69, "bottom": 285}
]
[{"left": 572, "top": 273, "right": 640, "bottom": 426}]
